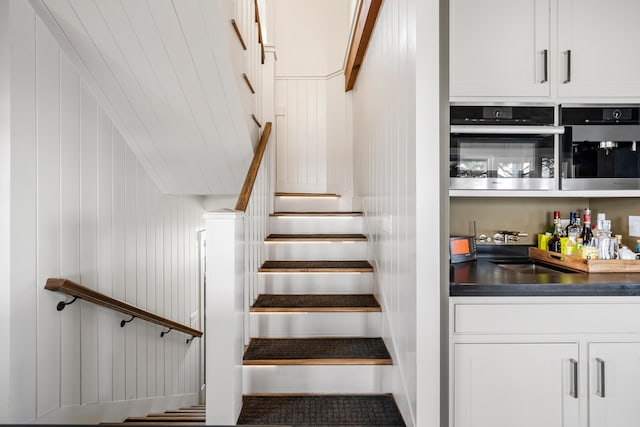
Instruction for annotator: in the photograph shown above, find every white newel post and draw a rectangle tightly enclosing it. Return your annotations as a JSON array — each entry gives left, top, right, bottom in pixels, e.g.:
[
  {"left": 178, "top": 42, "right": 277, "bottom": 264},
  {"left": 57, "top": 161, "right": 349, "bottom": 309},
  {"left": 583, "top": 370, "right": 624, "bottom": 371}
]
[{"left": 204, "top": 210, "right": 245, "bottom": 425}]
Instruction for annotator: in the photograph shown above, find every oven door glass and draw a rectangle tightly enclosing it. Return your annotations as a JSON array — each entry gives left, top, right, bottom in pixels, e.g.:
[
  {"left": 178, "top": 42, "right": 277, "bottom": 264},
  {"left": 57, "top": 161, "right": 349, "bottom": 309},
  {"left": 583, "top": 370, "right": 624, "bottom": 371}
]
[{"left": 450, "top": 134, "right": 555, "bottom": 190}]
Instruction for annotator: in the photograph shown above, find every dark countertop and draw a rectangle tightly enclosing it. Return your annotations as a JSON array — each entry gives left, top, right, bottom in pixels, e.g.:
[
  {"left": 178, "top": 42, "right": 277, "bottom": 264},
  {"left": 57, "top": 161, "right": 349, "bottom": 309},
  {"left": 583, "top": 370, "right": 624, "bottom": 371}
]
[{"left": 450, "top": 245, "right": 640, "bottom": 297}]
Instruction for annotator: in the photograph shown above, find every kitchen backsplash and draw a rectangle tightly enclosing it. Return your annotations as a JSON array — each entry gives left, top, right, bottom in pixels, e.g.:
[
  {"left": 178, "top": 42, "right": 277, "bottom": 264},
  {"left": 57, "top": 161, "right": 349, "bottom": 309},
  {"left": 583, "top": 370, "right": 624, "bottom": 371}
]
[{"left": 452, "top": 197, "right": 640, "bottom": 248}]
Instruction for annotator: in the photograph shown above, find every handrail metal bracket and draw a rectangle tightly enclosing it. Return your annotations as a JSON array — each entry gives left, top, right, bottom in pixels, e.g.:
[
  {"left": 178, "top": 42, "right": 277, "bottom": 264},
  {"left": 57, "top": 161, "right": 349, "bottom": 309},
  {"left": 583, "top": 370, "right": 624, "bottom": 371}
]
[
  {"left": 56, "top": 296, "right": 78, "bottom": 312},
  {"left": 160, "top": 327, "right": 173, "bottom": 338},
  {"left": 186, "top": 336, "right": 195, "bottom": 344},
  {"left": 120, "top": 315, "right": 136, "bottom": 328}
]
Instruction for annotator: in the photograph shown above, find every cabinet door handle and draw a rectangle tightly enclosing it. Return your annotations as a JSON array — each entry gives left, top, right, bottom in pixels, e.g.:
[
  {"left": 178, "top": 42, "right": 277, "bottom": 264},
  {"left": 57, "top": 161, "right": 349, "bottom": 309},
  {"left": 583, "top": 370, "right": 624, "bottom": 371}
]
[
  {"left": 569, "top": 358, "right": 579, "bottom": 398},
  {"left": 596, "top": 358, "right": 606, "bottom": 398},
  {"left": 563, "top": 50, "right": 572, "bottom": 83},
  {"left": 541, "top": 49, "right": 549, "bottom": 83}
]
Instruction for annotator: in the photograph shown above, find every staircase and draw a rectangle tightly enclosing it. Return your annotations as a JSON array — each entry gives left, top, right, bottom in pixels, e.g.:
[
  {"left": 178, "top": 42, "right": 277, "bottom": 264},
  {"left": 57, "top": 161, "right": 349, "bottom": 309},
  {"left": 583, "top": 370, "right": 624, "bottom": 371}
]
[
  {"left": 238, "top": 193, "right": 405, "bottom": 426},
  {"left": 102, "top": 405, "right": 205, "bottom": 425}
]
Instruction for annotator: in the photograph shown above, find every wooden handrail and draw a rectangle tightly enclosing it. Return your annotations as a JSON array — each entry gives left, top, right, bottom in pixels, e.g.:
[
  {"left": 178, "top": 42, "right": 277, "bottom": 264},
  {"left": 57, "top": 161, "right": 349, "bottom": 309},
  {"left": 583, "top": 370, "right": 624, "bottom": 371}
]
[
  {"left": 251, "top": 114, "right": 262, "bottom": 128},
  {"left": 235, "top": 122, "right": 272, "bottom": 211},
  {"left": 254, "top": 0, "right": 266, "bottom": 64},
  {"left": 344, "top": 0, "right": 383, "bottom": 91},
  {"left": 231, "top": 19, "right": 247, "bottom": 51},
  {"left": 243, "top": 73, "right": 256, "bottom": 94},
  {"left": 45, "top": 278, "right": 202, "bottom": 340}
]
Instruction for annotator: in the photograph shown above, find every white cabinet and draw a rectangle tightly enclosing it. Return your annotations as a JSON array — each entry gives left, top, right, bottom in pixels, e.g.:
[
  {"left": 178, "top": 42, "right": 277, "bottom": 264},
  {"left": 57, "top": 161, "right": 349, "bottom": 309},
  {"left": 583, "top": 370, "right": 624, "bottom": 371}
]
[
  {"left": 450, "top": 0, "right": 551, "bottom": 98},
  {"left": 557, "top": 0, "right": 640, "bottom": 98},
  {"left": 453, "top": 343, "right": 579, "bottom": 427},
  {"left": 450, "top": 297, "right": 640, "bottom": 427},
  {"left": 450, "top": 0, "right": 640, "bottom": 99},
  {"left": 588, "top": 343, "right": 640, "bottom": 427}
]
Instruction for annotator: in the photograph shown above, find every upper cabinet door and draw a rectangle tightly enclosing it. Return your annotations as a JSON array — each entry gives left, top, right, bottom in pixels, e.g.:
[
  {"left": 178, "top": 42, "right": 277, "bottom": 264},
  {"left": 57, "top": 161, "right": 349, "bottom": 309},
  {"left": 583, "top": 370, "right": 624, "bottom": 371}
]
[
  {"left": 589, "top": 343, "right": 640, "bottom": 427},
  {"left": 450, "top": 0, "right": 551, "bottom": 98},
  {"left": 558, "top": 0, "right": 640, "bottom": 98}
]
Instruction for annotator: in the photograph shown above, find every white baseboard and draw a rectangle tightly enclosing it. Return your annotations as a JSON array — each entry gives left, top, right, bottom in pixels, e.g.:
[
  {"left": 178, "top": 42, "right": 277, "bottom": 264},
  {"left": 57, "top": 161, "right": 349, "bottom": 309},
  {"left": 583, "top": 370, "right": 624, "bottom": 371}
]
[{"left": 33, "top": 393, "right": 199, "bottom": 424}]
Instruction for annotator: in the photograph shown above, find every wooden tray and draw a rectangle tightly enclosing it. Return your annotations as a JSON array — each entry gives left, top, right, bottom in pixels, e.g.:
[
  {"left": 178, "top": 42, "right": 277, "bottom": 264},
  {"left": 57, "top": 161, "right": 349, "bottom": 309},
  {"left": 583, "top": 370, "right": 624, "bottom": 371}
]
[{"left": 529, "top": 247, "right": 640, "bottom": 273}]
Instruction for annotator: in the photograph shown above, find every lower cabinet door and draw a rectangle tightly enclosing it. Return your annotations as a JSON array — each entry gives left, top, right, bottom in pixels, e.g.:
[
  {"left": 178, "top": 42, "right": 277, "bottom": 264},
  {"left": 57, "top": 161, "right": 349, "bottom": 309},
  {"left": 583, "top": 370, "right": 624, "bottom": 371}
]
[
  {"left": 589, "top": 343, "right": 640, "bottom": 427},
  {"left": 453, "top": 343, "right": 580, "bottom": 427}
]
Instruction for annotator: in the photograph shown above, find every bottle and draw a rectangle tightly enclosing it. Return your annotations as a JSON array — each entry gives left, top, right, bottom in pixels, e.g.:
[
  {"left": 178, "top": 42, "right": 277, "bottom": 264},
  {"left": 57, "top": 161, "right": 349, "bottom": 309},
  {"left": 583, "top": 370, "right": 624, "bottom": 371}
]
[
  {"left": 566, "top": 217, "right": 581, "bottom": 256},
  {"left": 576, "top": 237, "right": 584, "bottom": 256},
  {"left": 547, "top": 211, "right": 562, "bottom": 253},
  {"left": 545, "top": 211, "right": 558, "bottom": 234},
  {"left": 581, "top": 208, "right": 593, "bottom": 246},
  {"left": 636, "top": 240, "right": 640, "bottom": 253},
  {"left": 565, "top": 211, "right": 576, "bottom": 236}
]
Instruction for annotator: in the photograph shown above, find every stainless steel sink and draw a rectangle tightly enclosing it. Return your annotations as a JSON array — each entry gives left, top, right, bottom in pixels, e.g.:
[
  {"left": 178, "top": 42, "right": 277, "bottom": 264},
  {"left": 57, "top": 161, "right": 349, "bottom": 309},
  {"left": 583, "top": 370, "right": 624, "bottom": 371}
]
[{"left": 489, "top": 258, "right": 577, "bottom": 275}]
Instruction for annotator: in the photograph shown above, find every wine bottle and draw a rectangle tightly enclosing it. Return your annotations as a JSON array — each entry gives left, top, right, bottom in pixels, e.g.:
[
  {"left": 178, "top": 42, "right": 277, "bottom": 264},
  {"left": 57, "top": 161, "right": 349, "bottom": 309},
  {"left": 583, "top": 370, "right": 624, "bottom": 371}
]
[
  {"left": 548, "top": 211, "right": 562, "bottom": 253},
  {"left": 565, "top": 212, "right": 576, "bottom": 236},
  {"left": 581, "top": 208, "right": 593, "bottom": 246}
]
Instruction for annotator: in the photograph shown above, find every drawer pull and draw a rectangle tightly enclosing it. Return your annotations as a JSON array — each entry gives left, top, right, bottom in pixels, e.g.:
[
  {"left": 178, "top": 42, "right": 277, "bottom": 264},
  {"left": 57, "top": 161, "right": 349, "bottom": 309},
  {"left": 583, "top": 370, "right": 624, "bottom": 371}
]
[
  {"left": 541, "top": 49, "right": 549, "bottom": 83},
  {"left": 570, "top": 358, "right": 578, "bottom": 398},
  {"left": 563, "top": 50, "right": 572, "bottom": 84},
  {"left": 596, "top": 358, "right": 606, "bottom": 397}
]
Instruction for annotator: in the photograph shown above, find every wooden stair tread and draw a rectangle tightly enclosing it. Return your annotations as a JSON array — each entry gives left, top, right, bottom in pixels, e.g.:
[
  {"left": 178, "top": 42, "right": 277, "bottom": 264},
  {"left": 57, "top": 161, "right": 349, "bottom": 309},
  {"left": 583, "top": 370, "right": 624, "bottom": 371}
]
[
  {"left": 251, "top": 294, "right": 381, "bottom": 312},
  {"left": 259, "top": 260, "right": 373, "bottom": 272},
  {"left": 108, "top": 423, "right": 204, "bottom": 426},
  {"left": 125, "top": 416, "right": 205, "bottom": 421},
  {"left": 243, "top": 337, "right": 392, "bottom": 365},
  {"left": 266, "top": 233, "right": 367, "bottom": 241},
  {"left": 147, "top": 413, "right": 204, "bottom": 417},
  {"left": 275, "top": 192, "right": 340, "bottom": 197},
  {"left": 270, "top": 211, "right": 362, "bottom": 217}
]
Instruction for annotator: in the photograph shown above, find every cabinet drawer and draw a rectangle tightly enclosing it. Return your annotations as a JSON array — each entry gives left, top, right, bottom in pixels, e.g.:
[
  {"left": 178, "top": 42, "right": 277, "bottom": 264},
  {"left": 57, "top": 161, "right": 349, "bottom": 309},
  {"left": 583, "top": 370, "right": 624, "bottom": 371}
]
[{"left": 454, "top": 303, "right": 640, "bottom": 334}]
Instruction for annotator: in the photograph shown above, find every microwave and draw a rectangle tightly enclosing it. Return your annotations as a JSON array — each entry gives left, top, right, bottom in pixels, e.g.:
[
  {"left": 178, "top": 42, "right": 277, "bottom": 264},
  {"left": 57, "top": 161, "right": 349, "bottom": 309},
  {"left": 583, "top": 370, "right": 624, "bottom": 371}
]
[
  {"left": 560, "top": 105, "right": 640, "bottom": 190},
  {"left": 450, "top": 106, "right": 564, "bottom": 190}
]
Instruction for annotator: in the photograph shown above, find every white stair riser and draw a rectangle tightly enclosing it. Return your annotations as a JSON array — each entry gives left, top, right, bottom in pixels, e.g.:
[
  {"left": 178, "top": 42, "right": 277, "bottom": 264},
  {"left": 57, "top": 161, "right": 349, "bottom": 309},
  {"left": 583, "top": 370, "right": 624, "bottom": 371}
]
[
  {"left": 250, "top": 312, "right": 381, "bottom": 337},
  {"left": 265, "top": 241, "right": 367, "bottom": 260},
  {"left": 270, "top": 217, "right": 363, "bottom": 234},
  {"left": 243, "top": 365, "right": 391, "bottom": 394},
  {"left": 260, "top": 273, "right": 373, "bottom": 294},
  {"left": 275, "top": 196, "right": 341, "bottom": 212}
]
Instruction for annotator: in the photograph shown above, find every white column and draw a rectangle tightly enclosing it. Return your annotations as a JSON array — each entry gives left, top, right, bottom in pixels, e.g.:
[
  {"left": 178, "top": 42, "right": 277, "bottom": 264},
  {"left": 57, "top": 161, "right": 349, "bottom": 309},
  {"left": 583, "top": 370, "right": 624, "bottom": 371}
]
[
  {"left": 204, "top": 210, "right": 245, "bottom": 425},
  {"left": 0, "top": 0, "right": 11, "bottom": 421}
]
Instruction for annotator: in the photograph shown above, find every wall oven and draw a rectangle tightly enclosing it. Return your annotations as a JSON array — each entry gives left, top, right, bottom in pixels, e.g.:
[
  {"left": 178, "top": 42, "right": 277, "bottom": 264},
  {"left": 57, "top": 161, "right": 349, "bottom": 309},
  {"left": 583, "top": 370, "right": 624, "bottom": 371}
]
[
  {"left": 560, "top": 105, "right": 640, "bottom": 190},
  {"left": 450, "top": 106, "right": 564, "bottom": 190}
]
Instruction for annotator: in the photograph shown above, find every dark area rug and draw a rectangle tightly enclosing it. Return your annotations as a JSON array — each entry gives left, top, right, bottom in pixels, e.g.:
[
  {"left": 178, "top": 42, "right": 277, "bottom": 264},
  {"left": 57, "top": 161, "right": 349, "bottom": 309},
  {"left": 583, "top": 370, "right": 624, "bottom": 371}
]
[
  {"left": 243, "top": 338, "right": 391, "bottom": 362},
  {"left": 260, "top": 260, "right": 373, "bottom": 271},
  {"left": 237, "top": 394, "right": 406, "bottom": 426},
  {"left": 252, "top": 294, "right": 380, "bottom": 309}
]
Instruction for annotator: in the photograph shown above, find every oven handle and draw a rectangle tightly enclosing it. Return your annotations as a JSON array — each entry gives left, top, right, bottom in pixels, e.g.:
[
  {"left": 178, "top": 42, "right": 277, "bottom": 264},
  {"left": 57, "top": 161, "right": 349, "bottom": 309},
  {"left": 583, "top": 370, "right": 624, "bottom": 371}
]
[{"left": 450, "top": 125, "right": 565, "bottom": 135}]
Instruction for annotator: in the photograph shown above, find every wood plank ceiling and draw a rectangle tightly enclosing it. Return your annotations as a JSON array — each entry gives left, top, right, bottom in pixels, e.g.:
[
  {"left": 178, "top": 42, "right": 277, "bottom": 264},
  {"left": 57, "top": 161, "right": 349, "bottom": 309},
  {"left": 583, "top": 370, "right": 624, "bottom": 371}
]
[{"left": 32, "top": 0, "right": 253, "bottom": 195}]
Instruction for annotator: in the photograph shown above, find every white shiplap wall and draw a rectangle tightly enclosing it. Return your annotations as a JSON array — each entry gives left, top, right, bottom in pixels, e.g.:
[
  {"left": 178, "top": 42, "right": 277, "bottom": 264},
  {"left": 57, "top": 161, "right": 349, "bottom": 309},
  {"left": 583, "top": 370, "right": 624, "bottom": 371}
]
[
  {"left": 8, "top": 1, "right": 203, "bottom": 422},
  {"left": 275, "top": 74, "right": 353, "bottom": 202},
  {"left": 351, "top": 0, "right": 418, "bottom": 425},
  {"left": 34, "top": 0, "right": 253, "bottom": 195},
  {"left": 275, "top": 77, "right": 328, "bottom": 193},
  {"left": 0, "top": 0, "right": 11, "bottom": 421},
  {"left": 271, "top": 0, "right": 353, "bottom": 201}
]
